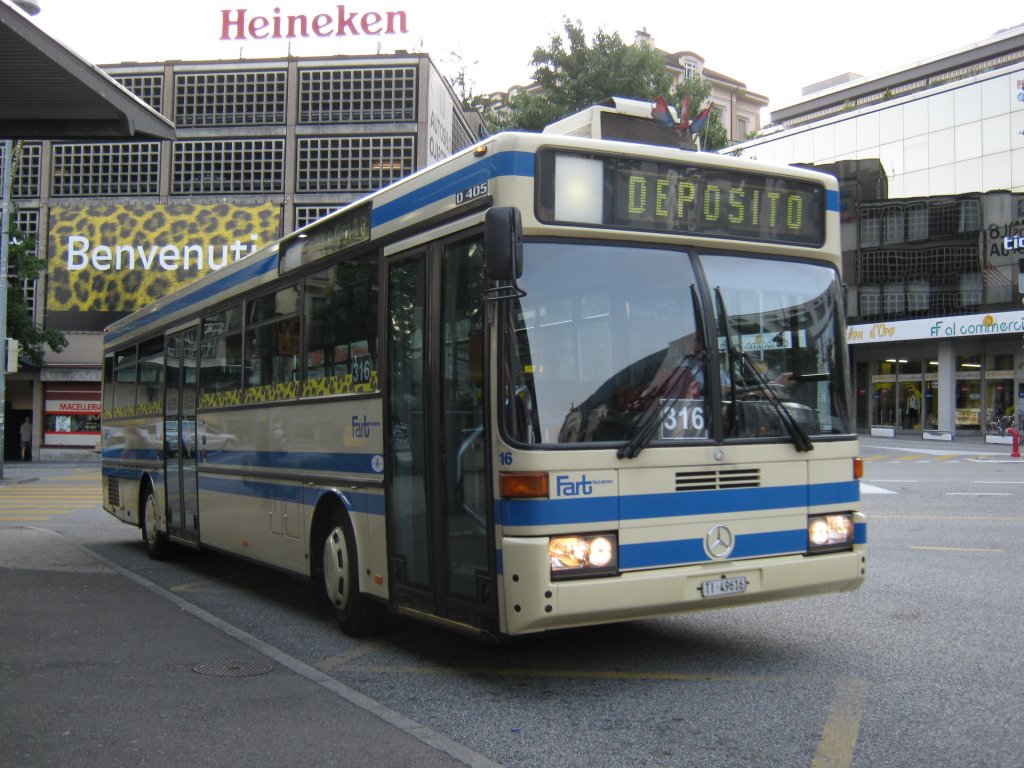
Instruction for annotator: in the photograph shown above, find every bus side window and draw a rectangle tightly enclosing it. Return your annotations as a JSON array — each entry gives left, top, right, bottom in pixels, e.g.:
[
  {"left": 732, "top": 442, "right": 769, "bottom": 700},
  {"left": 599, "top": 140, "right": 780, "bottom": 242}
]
[
  {"left": 304, "top": 252, "right": 379, "bottom": 393},
  {"left": 200, "top": 306, "right": 243, "bottom": 402},
  {"left": 113, "top": 347, "right": 138, "bottom": 410}
]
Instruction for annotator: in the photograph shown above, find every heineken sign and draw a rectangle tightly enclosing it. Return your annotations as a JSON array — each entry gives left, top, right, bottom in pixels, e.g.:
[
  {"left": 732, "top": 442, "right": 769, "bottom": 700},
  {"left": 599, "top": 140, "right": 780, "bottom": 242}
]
[{"left": 220, "top": 6, "right": 409, "bottom": 41}]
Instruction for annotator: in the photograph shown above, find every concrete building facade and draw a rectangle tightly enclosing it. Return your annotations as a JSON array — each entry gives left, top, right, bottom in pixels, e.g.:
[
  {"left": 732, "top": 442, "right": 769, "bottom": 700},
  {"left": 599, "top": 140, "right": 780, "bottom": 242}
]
[{"left": 4, "top": 52, "right": 482, "bottom": 460}]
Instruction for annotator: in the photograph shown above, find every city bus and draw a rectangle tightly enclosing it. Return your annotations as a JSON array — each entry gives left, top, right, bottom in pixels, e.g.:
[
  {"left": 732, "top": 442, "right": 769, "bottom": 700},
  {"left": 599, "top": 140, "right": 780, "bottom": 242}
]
[{"left": 101, "top": 126, "right": 866, "bottom": 638}]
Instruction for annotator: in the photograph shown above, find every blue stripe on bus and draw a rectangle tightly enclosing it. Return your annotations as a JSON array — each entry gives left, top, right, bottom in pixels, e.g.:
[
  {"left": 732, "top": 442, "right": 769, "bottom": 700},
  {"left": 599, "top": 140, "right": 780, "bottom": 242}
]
[
  {"left": 498, "top": 495, "right": 619, "bottom": 527},
  {"left": 809, "top": 480, "right": 860, "bottom": 505},
  {"left": 826, "top": 189, "right": 840, "bottom": 212},
  {"left": 498, "top": 481, "right": 860, "bottom": 528},
  {"left": 619, "top": 528, "right": 806, "bottom": 569},
  {"left": 102, "top": 448, "right": 161, "bottom": 462},
  {"left": 200, "top": 449, "right": 381, "bottom": 474},
  {"left": 372, "top": 151, "right": 536, "bottom": 228},
  {"left": 101, "top": 465, "right": 147, "bottom": 480},
  {"left": 105, "top": 251, "right": 279, "bottom": 344},
  {"left": 198, "top": 474, "right": 384, "bottom": 515},
  {"left": 855, "top": 521, "right": 867, "bottom": 544}
]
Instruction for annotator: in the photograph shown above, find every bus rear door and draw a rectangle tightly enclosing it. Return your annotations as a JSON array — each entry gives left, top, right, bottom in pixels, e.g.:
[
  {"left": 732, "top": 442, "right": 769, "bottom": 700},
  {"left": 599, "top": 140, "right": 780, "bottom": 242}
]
[{"left": 164, "top": 327, "right": 200, "bottom": 545}]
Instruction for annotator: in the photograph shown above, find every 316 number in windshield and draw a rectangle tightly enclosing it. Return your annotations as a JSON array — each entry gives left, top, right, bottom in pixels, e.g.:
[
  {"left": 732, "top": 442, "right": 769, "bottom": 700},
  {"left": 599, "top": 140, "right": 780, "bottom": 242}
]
[{"left": 659, "top": 399, "right": 707, "bottom": 440}]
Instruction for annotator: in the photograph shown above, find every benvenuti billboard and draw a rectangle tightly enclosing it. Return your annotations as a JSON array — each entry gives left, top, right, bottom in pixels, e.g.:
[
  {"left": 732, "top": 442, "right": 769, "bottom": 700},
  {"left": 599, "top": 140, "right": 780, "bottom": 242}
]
[{"left": 47, "top": 203, "right": 282, "bottom": 331}]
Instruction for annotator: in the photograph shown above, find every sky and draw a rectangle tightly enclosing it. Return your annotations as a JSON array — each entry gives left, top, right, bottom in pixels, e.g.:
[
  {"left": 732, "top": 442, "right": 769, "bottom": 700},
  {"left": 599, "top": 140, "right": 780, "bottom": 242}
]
[{"left": 18, "top": 0, "right": 1024, "bottom": 114}]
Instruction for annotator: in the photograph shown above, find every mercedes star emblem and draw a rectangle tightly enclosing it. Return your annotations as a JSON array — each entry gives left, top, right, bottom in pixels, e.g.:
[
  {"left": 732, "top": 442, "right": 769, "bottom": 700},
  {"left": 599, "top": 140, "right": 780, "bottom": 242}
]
[{"left": 704, "top": 524, "right": 735, "bottom": 559}]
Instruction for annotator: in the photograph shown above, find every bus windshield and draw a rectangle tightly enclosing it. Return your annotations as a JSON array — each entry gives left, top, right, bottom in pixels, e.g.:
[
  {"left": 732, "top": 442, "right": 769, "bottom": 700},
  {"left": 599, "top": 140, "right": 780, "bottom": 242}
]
[{"left": 502, "top": 242, "right": 853, "bottom": 447}]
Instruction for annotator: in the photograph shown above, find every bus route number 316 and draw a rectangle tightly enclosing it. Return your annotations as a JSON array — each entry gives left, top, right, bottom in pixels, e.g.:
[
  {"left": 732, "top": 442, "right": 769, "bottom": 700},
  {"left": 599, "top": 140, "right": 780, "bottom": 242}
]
[{"left": 659, "top": 399, "right": 707, "bottom": 440}]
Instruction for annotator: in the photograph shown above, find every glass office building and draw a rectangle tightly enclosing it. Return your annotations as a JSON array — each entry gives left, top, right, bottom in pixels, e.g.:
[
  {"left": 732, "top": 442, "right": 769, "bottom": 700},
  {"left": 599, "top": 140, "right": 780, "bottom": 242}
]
[{"left": 730, "top": 27, "right": 1024, "bottom": 440}]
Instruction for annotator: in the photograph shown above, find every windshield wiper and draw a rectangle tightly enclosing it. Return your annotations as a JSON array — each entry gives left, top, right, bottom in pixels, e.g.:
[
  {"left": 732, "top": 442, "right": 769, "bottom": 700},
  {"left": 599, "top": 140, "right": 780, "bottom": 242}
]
[
  {"left": 618, "top": 285, "right": 706, "bottom": 460},
  {"left": 714, "top": 288, "right": 813, "bottom": 453},
  {"left": 617, "top": 356, "right": 702, "bottom": 459}
]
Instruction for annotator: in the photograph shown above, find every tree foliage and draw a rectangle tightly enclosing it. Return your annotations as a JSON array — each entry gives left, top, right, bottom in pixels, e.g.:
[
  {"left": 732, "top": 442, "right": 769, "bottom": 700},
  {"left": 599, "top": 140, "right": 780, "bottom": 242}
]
[
  {"left": 5, "top": 213, "right": 67, "bottom": 367},
  {"left": 462, "top": 18, "right": 729, "bottom": 151}
]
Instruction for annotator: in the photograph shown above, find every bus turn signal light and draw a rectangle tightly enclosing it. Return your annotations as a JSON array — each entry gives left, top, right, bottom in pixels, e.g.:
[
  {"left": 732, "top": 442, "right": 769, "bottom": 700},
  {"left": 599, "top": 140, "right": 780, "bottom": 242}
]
[
  {"left": 499, "top": 472, "right": 549, "bottom": 499},
  {"left": 853, "top": 457, "right": 864, "bottom": 479}
]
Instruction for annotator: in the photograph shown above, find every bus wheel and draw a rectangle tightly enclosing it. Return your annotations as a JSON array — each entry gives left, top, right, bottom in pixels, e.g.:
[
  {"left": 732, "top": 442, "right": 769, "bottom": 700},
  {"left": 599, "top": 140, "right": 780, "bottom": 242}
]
[
  {"left": 141, "top": 486, "right": 170, "bottom": 560},
  {"left": 321, "top": 511, "right": 376, "bottom": 635}
]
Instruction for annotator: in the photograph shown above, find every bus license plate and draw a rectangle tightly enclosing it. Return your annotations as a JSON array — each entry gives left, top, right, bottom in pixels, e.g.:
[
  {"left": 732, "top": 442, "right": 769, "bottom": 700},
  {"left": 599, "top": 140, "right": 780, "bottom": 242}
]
[{"left": 701, "top": 576, "right": 748, "bottom": 598}]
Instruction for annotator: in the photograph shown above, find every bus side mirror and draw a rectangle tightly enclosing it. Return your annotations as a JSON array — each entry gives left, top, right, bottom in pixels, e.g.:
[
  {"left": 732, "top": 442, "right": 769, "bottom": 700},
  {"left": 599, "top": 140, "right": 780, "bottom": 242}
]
[{"left": 485, "top": 207, "right": 523, "bottom": 281}]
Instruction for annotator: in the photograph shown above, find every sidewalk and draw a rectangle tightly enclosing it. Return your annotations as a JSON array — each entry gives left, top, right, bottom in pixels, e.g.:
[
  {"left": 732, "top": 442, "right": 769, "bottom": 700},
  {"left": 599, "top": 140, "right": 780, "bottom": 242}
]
[
  {"left": 0, "top": 518, "right": 494, "bottom": 767},
  {"left": 0, "top": 459, "right": 89, "bottom": 485}
]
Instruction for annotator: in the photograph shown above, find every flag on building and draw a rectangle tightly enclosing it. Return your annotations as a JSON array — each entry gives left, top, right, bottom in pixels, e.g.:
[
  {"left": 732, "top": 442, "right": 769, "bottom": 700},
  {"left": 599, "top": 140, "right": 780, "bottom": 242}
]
[
  {"left": 690, "top": 104, "right": 713, "bottom": 134},
  {"left": 651, "top": 96, "right": 676, "bottom": 129},
  {"left": 676, "top": 94, "right": 691, "bottom": 133}
]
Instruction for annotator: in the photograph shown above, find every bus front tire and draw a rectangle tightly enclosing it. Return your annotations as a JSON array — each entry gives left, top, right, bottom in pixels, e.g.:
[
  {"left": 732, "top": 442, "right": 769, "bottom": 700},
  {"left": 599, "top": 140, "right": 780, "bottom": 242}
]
[
  {"left": 320, "top": 511, "right": 377, "bottom": 636},
  {"left": 141, "top": 486, "right": 171, "bottom": 560}
]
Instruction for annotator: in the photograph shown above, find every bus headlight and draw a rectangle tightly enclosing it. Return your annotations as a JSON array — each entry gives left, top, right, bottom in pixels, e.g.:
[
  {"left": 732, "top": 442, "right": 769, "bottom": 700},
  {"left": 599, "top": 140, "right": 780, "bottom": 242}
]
[
  {"left": 549, "top": 534, "right": 618, "bottom": 579},
  {"left": 807, "top": 513, "right": 854, "bottom": 553}
]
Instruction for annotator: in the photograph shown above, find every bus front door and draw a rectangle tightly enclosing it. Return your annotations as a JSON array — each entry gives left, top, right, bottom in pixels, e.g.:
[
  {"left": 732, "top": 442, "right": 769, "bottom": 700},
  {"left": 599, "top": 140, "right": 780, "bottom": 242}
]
[
  {"left": 164, "top": 327, "right": 200, "bottom": 545},
  {"left": 385, "top": 237, "right": 496, "bottom": 634}
]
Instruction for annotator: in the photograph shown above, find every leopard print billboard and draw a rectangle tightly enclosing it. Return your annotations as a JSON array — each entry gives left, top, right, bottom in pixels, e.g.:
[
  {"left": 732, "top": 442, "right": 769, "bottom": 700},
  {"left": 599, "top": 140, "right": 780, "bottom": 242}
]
[{"left": 47, "top": 203, "right": 282, "bottom": 315}]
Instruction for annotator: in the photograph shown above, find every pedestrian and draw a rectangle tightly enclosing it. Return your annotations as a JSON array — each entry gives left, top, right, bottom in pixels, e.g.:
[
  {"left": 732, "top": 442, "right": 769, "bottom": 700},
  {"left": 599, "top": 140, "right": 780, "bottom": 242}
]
[{"left": 20, "top": 416, "right": 32, "bottom": 461}]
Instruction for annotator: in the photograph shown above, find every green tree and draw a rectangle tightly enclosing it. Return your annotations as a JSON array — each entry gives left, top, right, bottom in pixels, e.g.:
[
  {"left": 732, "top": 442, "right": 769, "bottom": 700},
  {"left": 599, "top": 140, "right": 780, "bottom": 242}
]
[
  {"left": 492, "top": 19, "right": 673, "bottom": 132},
  {"left": 5, "top": 214, "right": 67, "bottom": 367},
  {"left": 477, "top": 18, "right": 729, "bottom": 151}
]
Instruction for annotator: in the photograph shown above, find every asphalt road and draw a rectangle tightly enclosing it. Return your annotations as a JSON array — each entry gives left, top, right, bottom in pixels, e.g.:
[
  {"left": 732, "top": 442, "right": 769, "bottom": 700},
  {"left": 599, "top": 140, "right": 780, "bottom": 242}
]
[{"left": 2, "top": 446, "right": 1022, "bottom": 768}]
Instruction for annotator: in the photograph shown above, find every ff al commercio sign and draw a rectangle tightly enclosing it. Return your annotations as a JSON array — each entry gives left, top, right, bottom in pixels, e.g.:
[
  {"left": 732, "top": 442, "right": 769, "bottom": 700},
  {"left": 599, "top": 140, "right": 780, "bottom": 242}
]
[{"left": 47, "top": 203, "right": 282, "bottom": 331}]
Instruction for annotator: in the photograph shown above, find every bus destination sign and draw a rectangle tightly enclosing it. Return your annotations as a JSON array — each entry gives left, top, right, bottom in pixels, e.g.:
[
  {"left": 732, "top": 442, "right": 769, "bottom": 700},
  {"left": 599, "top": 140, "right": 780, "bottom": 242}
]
[
  {"left": 280, "top": 203, "right": 371, "bottom": 273},
  {"left": 539, "top": 151, "right": 826, "bottom": 247}
]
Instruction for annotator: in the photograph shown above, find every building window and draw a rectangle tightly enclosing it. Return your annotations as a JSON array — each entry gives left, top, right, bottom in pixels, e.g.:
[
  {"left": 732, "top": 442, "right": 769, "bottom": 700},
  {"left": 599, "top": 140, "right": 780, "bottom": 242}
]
[
  {"left": 860, "top": 209, "right": 881, "bottom": 248},
  {"left": 299, "top": 66, "right": 417, "bottom": 123},
  {"left": 175, "top": 70, "right": 287, "bottom": 126},
  {"left": 2, "top": 141, "right": 41, "bottom": 198},
  {"left": 680, "top": 58, "right": 700, "bottom": 80},
  {"left": 172, "top": 139, "right": 285, "bottom": 194},
  {"left": 51, "top": 142, "right": 161, "bottom": 196},
  {"left": 451, "top": 104, "right": 475, "bottom": 152},
  {"left": 294, "top": 206, "right": 337, "bottom": 230},
  {"left": 906, "top": 203, "right": 928, "bottom": 241},
  {"left": 296, "top": 136, "right": 414, "bottom": 192},
  {"left": 883, "top": 206, "right": 905, "bottom": 244},
  {"left": 12, "top": 209, "right": 38, "bottom": 317},
  {"left": 113, "top": 74, "right": 164, "bottom": 112}
]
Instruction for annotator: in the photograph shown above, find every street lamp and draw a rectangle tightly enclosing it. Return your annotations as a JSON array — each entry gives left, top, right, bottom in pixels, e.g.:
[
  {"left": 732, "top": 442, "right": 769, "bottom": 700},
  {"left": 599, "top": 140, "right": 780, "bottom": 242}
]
[{"left": 2, "top": 1, "right": 42, "bottom": 477}]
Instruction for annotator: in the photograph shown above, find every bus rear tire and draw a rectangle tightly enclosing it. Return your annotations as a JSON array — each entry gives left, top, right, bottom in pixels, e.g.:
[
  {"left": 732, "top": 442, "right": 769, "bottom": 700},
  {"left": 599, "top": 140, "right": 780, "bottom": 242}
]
[
  {"left": 320, "top": 510, "right": 378, "bottom": 636},
  {"left": 141, "top": 485, "right": 171, "bottom": 560}
]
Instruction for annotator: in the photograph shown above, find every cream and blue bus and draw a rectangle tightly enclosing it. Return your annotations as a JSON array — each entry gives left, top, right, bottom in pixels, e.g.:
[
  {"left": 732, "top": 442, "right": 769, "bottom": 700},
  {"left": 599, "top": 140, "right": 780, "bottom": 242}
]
[{"left": 101, "top": 121, "right": 865, "bottom": 638}]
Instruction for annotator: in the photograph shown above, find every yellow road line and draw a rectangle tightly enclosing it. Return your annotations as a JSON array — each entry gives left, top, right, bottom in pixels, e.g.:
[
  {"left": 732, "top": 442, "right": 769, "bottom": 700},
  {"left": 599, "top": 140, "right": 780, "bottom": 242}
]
[
  {"left": 325, "top": 661, "right": 868, "bottom": 764},
  {"left": 812, "top": 678, "right": 867, "bottom": 768},
  {"left": 316, "top": 642, "right": 382, "bottom": 672},
  {"left": 910, "top": 545, "right": 1003, "bottom": 553},
  {"left": 0, "top": 512, "right": 74, "bottom": 518},
  {"left": 871, "top": 515, "right": 1019, "bottom": 521}
]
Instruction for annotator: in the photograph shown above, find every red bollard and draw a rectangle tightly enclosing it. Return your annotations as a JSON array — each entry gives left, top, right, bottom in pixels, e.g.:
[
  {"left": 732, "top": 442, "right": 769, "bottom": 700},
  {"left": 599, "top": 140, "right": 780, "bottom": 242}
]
[{"left": 1008, "top": 428, "right": 1021, "bottom": 458}]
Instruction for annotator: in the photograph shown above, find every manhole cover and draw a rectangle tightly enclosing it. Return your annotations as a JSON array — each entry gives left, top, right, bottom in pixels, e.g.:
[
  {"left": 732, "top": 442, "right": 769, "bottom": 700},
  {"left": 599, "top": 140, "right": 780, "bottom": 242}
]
[{"left": 193, "top": 660, "right": 273, "bottom": 678}]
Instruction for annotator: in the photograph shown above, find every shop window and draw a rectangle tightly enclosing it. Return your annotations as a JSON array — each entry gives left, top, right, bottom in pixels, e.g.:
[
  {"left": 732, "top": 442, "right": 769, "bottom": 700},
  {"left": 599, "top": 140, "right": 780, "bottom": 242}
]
[{"left": 955, "top": 355, "right": 981, "bottom": 430}]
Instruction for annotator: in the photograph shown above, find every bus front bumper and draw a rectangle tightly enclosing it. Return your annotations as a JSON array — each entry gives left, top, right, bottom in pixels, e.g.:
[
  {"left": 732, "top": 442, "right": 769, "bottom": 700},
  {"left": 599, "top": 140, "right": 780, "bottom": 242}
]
[{"left": 500, "top": 538, "right": 866, "bottom": 635}]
